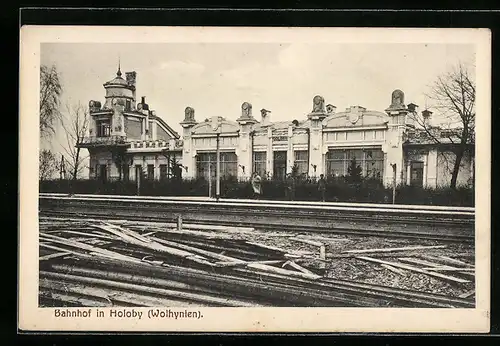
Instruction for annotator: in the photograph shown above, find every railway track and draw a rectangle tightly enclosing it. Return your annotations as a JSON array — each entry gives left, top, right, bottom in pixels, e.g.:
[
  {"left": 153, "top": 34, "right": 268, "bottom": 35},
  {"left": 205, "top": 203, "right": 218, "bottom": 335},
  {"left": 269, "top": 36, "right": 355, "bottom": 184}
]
[
  {"left": 39, "top": 194, "right": 475, "bottom": 243},
  {"left": 40, "top": 259, "right": 475, "bottom": 308},
  {"left": 39, "top": 216, "right": 475, "bottom": 308}
]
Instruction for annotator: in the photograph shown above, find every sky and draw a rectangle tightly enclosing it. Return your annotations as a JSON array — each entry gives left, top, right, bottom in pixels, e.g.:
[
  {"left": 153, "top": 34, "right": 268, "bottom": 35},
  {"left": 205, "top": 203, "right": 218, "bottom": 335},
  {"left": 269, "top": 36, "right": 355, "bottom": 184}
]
[{"left": 40, "top": 42, "right": 475, "bottom": 152}]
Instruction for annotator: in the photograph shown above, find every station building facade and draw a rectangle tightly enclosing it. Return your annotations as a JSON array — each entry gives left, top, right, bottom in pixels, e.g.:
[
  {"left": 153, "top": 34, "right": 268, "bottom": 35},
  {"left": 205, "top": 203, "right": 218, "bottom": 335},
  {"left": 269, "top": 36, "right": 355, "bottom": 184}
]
[
  {"left": 180, "top": 91, "right": 474, "bottom": 188},
  {"left": 79, "top": 67, "right": 474, "bottom": 188},
  {"left": 79, "top": 66, "right": 183, "bottom": 182}
]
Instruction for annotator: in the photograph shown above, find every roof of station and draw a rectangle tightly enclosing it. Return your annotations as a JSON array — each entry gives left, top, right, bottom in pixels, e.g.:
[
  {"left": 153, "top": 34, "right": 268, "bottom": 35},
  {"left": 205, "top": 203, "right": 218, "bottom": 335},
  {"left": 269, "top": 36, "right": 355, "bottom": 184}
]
[{"left": 103, "top": 64, "right": 130, "bottom": 87}]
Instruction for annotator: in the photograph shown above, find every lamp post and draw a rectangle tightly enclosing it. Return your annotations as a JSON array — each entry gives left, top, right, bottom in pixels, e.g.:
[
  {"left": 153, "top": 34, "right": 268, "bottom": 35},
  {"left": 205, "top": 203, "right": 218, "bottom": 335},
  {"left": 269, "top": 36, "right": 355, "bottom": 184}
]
[
  {"left": 60, "top": 155, "right": 66, "bottom": 180},
  {"left": 216, "top": 132, "right": 221, "bottom": 201},
  {"left": 208, "top": 155, "right": 212, "bottom": 198},
  {"left": 211, "top": 116, "right": 222, "bottom": 202},
  {"left": 390, "top": 163, "right": 397, "bottom": 204},
  {"left": 136, "top": 165, "right": 141, "bottom": 196}
]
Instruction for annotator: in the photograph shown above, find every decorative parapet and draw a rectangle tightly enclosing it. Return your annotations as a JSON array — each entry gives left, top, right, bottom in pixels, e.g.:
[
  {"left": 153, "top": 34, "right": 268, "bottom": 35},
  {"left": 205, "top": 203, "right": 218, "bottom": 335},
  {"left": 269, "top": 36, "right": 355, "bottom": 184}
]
[
  {"left": 128, "top": 138, "right": 184, "bottom": 151},
  {"left": 403, "top": 127, "right": 473, "bottom": 146},
  {"left": 77, "top": 135, "right": 128, "bottom": 148},
  {"left": 130, "top": 140, "right": 168, "bottom": 149}
]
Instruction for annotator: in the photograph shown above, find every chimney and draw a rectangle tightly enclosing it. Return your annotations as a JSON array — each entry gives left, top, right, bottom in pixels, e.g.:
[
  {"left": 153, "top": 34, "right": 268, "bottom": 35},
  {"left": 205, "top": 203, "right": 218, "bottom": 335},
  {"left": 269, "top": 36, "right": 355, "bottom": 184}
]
[
  {"left": 260, "top": 109, "right": 271, "bottom": 126},
  {"left": 407, "top": 103, "right": 418, "bottom": 113},
  {"left": 126, "top": 71, "right": 137, "bottom": 106},
  {"left": 139, "top": 96, "right": 149, "bottom": 113},
  {"left": 422, "top": 109, "right": 433, "bottom": 127},
  {"left": 326, "top": 104, "right": 336, "bottom": 114},
  {"left": 125, "top": 71, "right": 137, "bottom": 87}
]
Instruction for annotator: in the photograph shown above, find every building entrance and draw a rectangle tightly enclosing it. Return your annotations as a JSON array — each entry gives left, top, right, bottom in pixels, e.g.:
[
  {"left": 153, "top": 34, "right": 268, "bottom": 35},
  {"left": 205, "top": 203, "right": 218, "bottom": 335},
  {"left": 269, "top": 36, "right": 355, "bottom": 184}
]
[
  {"left": 410, "top": 161, "right": 424, "bottom": 187},
  {"left": 273, "top": 151, "right": 287, "bottom": 180},
  {"left": 99, "top": 164, "right": 107, "bottom": 182}
]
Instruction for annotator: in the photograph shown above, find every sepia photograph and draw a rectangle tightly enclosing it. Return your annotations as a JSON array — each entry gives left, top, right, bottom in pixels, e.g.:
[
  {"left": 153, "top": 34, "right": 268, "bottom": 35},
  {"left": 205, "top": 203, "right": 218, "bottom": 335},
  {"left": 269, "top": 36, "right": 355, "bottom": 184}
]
[{"left": 19, "top": 26, "right": 491, "bottom": 332}]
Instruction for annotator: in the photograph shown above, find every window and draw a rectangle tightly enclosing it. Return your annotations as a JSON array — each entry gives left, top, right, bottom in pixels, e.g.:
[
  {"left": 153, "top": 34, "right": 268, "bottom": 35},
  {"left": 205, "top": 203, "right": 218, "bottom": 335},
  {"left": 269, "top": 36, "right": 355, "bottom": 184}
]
[
  {"left": 346, "top": 131, "right": 362, "bottom": 141},
  {"left": 196, "top": 153, "right": 216, "bottom": 180},
  {"left": 325, "top": 150, "right": 345, "bottom": 177},
  {"left": 196, "top": 152, "right": 237, "bottom": 179},
  {"left": 126, "top": 100, "right": 131, "bottom": 111},
  {"left": 326, "top": 149, "right": 384, "bottom": 180},
  {"left": 160, "top": 164, "right": 168, "bottom": 180},
  {"left": 96, "top": 120, "right": 111, "bottom": 137},
  {"left": 410, "top": 161, "right": 424, "bottom": 187},
  {"left": 220, "top": 152, "right": 238, "bottom": 178},
  {"left": 148, "top": 122, "right": 154, "bottom": 139},
  {"left": 253, "top": 152, "right": 267, "bottom": 177},
  {"left": 147, "top": 164, "right": 155, "bottom": 180},
  {"left": 364, "top": 150, "right": 384, "bottom": 179},
  {"left": 294, "top": 150, "right": 308, "bottom": 176}
]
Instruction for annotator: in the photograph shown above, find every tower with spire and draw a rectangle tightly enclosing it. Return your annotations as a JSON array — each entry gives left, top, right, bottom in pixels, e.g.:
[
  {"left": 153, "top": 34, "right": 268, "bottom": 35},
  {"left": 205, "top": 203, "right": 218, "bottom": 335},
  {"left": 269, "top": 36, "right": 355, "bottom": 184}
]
[
  {"left": 81, "top": 62, "right": 182, "bottom": 182},
  {"left": 102, "top": 60, "right": 135, "bottom": 112}
]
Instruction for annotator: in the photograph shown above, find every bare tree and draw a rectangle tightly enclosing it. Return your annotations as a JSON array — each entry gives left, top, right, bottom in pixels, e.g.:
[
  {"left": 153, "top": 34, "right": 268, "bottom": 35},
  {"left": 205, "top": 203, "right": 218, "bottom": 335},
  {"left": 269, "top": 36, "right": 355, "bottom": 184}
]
[
  {"left": 39, "top": 149, "right": 58, "bottom": 181},
  {"left": 40, "top": 64, "right": 62, "bottom": 139},
  {"left": 410, "top": 62, "right": 475, "bottom": 189},
  {"left": 59, "top": 102, "right": 90, "bottom": 180}
]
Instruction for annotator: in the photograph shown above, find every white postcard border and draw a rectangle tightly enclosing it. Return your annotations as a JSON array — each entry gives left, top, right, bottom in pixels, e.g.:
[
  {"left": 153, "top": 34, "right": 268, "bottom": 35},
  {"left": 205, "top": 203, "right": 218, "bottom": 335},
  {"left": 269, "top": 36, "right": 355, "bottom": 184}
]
[{"left": 19, "top": 25, "right": 491, "bottom": 333}]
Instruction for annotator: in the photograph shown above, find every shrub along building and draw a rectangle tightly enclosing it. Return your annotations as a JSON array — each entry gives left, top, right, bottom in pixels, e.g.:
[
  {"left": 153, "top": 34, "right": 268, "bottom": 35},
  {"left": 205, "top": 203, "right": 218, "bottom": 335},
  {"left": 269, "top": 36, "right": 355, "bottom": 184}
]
[{"left": 78, "top": 66, "right": 474, "bottom": 188}]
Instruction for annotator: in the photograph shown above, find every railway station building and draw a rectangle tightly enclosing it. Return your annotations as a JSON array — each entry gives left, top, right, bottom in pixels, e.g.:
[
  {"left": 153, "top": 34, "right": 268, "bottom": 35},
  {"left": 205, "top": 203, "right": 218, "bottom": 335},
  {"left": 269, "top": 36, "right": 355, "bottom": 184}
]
[
  {"left": 79, "top": 66, "right": 474, "bottom": 188},
  {"left": 79, "top": 66, "right": 183, "bottom": 182},
  {"left": 180, "top": 90, "right": 474, "bottom": 188}
]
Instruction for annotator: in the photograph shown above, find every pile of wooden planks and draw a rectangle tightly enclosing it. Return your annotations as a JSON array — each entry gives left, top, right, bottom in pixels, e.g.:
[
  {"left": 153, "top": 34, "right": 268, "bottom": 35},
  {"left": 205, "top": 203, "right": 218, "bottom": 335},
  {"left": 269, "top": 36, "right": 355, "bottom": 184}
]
[
  {"left": 38, "top": 218, "right": 475, "bottom": 308},
  {"left": 344, "top": 245, "right": 475, "bottom": 285}
]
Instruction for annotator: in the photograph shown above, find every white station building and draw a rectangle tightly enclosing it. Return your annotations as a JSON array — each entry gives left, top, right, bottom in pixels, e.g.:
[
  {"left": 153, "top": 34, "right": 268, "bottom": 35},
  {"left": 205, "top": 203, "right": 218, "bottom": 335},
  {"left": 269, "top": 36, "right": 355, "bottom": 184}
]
[{"left": 79, "top": 67, "right": 474, "bottom": 188}]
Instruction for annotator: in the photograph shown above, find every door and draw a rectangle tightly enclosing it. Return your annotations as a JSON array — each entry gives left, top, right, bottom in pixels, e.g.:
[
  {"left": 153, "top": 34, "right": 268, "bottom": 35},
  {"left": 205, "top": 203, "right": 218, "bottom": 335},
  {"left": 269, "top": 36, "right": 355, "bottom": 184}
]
[
  {"left": 410, "top": 161, "right": 424, "bottom": 187},
  {"left": 273, "top": 151, "right": 287, "bottom": 180},
  {"left": 122, "top": 164, "right": 129, "bottom": 181},
  {"left": 99, "top": 164, "right": 107, "bottom": 182}
]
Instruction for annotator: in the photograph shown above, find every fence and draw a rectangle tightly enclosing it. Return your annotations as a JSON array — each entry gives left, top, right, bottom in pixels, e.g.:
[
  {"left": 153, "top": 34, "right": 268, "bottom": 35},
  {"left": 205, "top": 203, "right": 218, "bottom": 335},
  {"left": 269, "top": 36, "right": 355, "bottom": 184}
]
[{"left": 39, "top": 177, "right": 474, "bottom": 206}]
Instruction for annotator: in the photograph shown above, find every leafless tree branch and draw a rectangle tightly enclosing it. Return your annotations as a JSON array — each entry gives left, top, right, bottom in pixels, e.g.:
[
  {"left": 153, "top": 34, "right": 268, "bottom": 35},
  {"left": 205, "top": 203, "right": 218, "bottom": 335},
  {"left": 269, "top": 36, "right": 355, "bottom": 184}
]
[
  {"left": 411, "top": 61, "right": 475, "bottom": 189},
  {"left": 57, "top": 101, "right": 90, "bottom": 180}
]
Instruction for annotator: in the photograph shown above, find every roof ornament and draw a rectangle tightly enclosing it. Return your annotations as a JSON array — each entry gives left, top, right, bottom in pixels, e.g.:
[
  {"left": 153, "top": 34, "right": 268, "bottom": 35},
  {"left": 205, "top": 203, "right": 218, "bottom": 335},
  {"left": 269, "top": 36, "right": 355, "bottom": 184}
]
[
  {"left": 390, "top": 89, "right": 405, "bottom": 109},
  {"left": 241, "top": 102, "right": 253, "bottom": 118},
  {"left": 312, "top": 95, "right": 326, "bottom": 113},
  {"left": 117, "top": 57, "right": 122, "bottom": 77}
]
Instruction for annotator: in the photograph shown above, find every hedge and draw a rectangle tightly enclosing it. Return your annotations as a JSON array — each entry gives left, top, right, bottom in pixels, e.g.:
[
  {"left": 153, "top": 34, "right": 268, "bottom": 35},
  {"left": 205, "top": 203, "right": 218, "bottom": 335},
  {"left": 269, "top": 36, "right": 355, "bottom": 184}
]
[{"left": 39, "top": 177, "right": 474, "bottom": 207}]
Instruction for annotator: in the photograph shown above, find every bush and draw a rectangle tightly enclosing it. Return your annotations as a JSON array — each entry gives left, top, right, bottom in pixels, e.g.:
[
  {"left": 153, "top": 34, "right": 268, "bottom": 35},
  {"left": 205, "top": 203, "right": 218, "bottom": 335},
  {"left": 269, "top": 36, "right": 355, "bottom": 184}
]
[{"left": 39, "top": 177, "right": 474, "bottom": 206}]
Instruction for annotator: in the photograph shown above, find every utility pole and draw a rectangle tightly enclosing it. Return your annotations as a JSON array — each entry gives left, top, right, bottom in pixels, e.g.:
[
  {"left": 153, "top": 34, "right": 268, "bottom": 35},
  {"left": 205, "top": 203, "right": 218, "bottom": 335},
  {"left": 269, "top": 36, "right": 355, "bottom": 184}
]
[
  {"left": 216, "top": 132, "right": 221, "bottom": 201},
  {"left": 136, "top": 167, "right": 141, "bottom": 196},
  {"left": 211, "top": 116, "right": 221, "bottom": 202}
]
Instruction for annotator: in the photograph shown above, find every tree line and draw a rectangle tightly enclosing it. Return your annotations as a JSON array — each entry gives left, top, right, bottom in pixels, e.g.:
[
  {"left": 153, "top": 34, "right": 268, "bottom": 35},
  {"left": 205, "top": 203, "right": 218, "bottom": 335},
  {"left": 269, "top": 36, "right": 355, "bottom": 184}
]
[{"left": 39, "top": 65, "right": 89, "bottom": 181}]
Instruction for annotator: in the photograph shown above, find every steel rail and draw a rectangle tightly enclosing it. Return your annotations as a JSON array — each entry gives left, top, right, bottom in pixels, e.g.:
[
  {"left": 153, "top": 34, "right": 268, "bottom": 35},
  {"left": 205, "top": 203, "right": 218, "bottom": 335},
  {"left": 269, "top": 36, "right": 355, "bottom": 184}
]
[
  {"left": 39, "top": 196, "right": 475, "bottom": 228},
  {"left": 39, "top": 193, "right": 475, "bottom": 216},
  {"left": 39, "top": 209, "right": 474, "bottom": 243},
  {"left": 40, "top": 193, "right": 474, "bottom": 212}
]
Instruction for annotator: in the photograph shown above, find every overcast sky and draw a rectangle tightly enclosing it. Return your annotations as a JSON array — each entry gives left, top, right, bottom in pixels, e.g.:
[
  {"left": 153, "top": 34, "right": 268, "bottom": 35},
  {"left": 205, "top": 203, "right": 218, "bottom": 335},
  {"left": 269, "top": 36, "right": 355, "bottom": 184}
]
[{"left": 40, "top": 42, "right": 475, "bottom": 150}]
